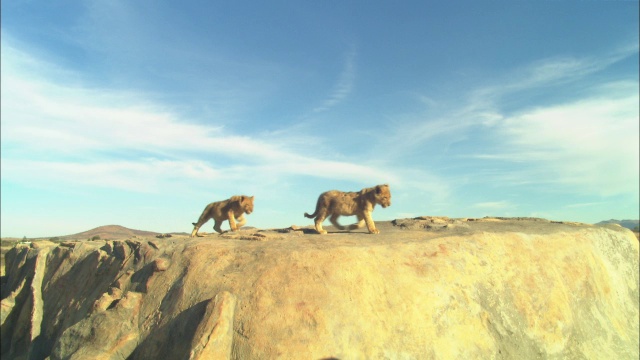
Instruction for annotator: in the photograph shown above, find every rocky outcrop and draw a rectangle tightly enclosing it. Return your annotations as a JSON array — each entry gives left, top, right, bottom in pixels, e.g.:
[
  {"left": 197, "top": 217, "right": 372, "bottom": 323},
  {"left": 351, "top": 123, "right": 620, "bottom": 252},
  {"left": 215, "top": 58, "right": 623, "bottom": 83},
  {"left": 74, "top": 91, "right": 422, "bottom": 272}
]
[{"left": 1, "top": 218, "right": 638, "bottom": 359}]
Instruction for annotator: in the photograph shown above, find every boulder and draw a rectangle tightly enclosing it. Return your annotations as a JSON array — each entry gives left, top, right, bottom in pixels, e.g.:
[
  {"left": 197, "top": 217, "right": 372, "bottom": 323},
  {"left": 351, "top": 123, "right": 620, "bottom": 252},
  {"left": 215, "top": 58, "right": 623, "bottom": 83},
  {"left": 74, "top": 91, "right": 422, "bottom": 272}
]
[{"left": 1, "top": 219, "right": 638, "bottom": 359}]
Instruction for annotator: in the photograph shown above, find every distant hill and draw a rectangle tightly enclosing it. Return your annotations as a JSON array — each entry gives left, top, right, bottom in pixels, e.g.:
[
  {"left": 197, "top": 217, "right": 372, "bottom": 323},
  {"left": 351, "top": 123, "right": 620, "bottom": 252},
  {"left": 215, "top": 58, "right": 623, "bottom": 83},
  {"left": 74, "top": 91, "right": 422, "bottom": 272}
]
[
  {"left": 596, "top": 219, "right": 639, "bottom": 231},
  {"left": 60, "top": 225, "right": 161, "bottom": 240}
]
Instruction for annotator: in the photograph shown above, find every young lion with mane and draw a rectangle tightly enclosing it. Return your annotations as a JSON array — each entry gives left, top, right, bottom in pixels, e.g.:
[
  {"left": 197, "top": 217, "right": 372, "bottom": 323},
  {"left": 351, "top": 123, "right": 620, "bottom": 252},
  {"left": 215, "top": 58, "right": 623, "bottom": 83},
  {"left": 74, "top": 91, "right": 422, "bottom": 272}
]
[
  {"left": 191, "top": 195, "right": 254, "bottom": 237},
  {"left": 304, "top": 184, "right": 391, "bottom": 234}
]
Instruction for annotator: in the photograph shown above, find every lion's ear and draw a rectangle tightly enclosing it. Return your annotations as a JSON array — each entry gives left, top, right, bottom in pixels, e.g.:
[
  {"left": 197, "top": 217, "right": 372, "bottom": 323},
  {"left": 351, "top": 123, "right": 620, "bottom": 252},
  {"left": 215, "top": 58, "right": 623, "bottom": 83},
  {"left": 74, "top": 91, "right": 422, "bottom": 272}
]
[
  {"left": 376, "top": 185, "right": 382, "bottom": 194},
  {"left": 240, "top": 196, "right": 246, "bottom": 202}
]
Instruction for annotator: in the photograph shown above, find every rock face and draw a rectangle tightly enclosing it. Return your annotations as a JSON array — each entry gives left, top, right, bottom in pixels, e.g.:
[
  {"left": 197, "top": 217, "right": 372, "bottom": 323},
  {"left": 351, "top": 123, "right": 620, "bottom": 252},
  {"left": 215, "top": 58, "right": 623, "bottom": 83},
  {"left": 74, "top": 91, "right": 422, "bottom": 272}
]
[{"left": 1, "top": 218, "right": 638, "bottom": 359}]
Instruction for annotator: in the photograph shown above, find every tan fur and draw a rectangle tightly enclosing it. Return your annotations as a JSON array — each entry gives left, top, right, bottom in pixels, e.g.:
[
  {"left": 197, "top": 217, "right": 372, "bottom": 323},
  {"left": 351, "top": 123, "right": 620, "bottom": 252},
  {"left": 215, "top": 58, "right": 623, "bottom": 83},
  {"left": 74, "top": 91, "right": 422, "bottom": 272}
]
[
  {"left": 304, "top": 184, "right": 391, "bottom": 235},
  {"left": 191, "top": 195, "right": 254, "bottom": 237}
]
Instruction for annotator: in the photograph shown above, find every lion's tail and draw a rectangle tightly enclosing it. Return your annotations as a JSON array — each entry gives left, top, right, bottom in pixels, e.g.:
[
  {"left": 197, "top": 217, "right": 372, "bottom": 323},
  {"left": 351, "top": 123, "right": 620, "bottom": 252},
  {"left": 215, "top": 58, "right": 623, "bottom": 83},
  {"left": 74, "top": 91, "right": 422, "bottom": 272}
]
[
  {"left": 304, "top": 204, "right": 320, "bottom": 218},
  {"left": 305, "top": 196, "right": 323, "bottom": 218}
]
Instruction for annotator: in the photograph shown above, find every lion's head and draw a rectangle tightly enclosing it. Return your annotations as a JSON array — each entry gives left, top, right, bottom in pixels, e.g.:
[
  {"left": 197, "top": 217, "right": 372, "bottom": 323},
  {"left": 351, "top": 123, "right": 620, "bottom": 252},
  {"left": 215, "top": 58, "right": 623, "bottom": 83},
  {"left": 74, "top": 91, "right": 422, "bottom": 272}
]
[
  {"left": 241, "top": 195, "right": 254, "bottom": 214},
  {"left": 374, "top": 184, "right": 391, "bottom": 208}
]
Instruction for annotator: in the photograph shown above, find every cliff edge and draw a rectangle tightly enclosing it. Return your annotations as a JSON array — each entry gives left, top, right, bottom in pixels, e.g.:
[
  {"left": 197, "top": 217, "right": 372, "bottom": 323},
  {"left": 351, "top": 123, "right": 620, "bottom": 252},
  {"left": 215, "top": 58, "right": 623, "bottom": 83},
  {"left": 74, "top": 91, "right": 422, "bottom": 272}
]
[{"left": 1, "top": 218, "right": 638, "bottom": 359}]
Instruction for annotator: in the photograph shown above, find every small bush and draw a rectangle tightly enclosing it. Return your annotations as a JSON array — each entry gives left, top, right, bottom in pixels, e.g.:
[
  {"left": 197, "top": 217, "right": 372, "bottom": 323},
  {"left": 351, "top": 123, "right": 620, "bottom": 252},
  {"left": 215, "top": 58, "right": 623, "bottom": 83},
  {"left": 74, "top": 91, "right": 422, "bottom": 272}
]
[{"left": 91, "top": 235, "right": 101, "bottom": 241}]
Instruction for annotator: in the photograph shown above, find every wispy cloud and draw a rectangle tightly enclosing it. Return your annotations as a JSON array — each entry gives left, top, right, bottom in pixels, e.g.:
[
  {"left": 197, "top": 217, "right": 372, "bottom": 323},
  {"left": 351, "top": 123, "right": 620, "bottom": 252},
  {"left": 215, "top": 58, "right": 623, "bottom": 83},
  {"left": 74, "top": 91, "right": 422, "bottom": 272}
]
[
  {"left": 0, "top": 159, "right": 220, "bottom": 193},
  {"left": 0, "top": 40, "right": 395, "bottom": 196},
  {"left": 564, "top": 202, "right": 605, "bottom": 209},
  {"left": 476, "top": 80, "right": 639, "bottom": 197},
  {"left": 312, "top": 47, "right": 356, "bottom": 113},
  {"left": 472, "top": 201, "right": 514, "bottom": 210},
  {"left": 385, "top": 43, "right": 639, "bottom": 199},
  {"left": 468, "top": 42, "right": 640, "bottom": 110}
]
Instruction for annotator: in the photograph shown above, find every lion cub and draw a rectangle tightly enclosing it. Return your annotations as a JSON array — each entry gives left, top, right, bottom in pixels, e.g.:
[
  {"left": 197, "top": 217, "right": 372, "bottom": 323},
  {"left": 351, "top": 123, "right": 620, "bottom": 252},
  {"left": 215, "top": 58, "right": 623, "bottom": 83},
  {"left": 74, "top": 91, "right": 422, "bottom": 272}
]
[
  {"left": 191, "top": 195, "right": 254, "bottom": 237},
  {"left": 304, "top": 184, "right": 391, "bottom": 235}
]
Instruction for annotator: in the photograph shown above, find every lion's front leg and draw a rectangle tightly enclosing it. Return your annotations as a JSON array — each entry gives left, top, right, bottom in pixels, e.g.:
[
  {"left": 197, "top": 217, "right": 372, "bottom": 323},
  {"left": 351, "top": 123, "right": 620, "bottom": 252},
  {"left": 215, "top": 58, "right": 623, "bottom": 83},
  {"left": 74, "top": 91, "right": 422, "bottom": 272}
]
[
  {"left": 227, "top": 211, "right": 238, "bottom": 231},
  {"left": 363, "top": 211, "right": 379, "bottom": 234},
  {"left": 236, "top": 214, "right": 247, "bottom": 228}
]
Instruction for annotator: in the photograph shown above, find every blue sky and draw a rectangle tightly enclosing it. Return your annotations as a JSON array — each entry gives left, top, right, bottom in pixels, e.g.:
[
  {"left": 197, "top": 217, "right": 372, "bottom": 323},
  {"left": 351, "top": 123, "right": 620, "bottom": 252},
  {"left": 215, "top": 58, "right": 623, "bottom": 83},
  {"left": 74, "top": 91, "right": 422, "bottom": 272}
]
[{"left": 1, "top": 1, "right": 638, "bottom": 238}]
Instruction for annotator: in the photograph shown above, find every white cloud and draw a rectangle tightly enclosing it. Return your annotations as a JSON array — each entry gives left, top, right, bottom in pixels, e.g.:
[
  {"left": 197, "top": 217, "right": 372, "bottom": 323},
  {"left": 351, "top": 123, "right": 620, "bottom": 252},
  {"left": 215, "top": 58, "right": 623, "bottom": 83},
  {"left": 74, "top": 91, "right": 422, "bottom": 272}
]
[
  {"left": 377, "top": 45, "right": 639, "bottom": 157},
  {"left": 1, "top": 159, "right": 219, "bottom": 193},
  {"left": 0, "top": 40, "right": 398, "bottom": 195},
  {"left": 488, "top": 81, "right": 639, "bottom": 196},
  {"left": 387, "top": 43, "right": 639, "bottom": 200}
]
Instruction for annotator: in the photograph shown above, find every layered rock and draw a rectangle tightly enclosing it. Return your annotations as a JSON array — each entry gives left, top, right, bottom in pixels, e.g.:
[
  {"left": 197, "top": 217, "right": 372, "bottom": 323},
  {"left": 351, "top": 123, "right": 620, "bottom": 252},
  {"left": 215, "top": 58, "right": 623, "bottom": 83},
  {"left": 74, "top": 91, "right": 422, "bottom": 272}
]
[{"left": 1, "top": 218, "right": 638, "bottom": 359}]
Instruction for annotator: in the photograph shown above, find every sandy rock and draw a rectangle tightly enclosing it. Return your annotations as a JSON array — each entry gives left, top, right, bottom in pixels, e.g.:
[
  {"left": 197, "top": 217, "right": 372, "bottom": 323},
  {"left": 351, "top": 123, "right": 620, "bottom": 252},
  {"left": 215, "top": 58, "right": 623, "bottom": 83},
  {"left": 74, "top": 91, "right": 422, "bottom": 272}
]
[
  {"left": 92, "top": 287, "right": 124, "bottom": 313},
  {"left": 112, "top": 241, "right": 130, "bottom": 260},
  {"left": 100, "top": 242, "right": 113, "bottom": 255},
  {"left": 1, "top": 278, "right": 26, "bottom": 325},
  {"left": 1, "top": 219, "right": 638, "bottom": 359},
  {"left": 1, "top": 245, "right": 52, "bottom": 359},
  {"left": 189, "top": 291, "right": 237, "bottom": 360},
  {"left": 221, "top": 231, "right": 272, "bottom": 241},
  {"left": 30, "top": 240, "right": 57, "bottom": 249},
  {"left": 152, "top": 258, "right": 169, "bottom": 272},
  {"left": 274, "top": 226, "right": 307, "bottom": 236},
  {"left": 392, "top": 216, "right": 467, "bottom": 231},
  {"left": 50, "top": 291, "right": 143, "bottom": 360}
]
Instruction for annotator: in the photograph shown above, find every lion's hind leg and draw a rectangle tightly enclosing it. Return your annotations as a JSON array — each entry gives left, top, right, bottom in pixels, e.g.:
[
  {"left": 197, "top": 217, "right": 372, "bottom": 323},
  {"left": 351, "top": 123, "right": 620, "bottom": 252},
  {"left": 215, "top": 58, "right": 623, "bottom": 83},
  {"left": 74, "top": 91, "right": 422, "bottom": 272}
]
[
  {"left": 314, "top": 211, "right": 328, "bottom": 235},
  {"left": 192, "top": 204, "right": 216, "bottom": 237},
  {"left": 329, "top": 214, "right": 346, "bottom": 231},
  {"left": 213, "top": 219, "right": 224, "bottom": 234},
  {"left": 191, "top": 217, "right": 210, "bottom": 237},
  {"left": 190, "top": 223, "right": 201, "bottom": 237}
]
